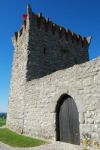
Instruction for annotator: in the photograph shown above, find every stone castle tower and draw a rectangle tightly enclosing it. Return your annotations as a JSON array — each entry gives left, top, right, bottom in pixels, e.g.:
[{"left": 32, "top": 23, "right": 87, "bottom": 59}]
[{"left": 7, "top": 5, "right": 100, "bottom": 145}]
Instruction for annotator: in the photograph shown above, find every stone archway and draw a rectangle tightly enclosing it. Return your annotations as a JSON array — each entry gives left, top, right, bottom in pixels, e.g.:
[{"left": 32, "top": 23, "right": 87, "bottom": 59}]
[{"left": 56, "top": 94, "right": 80, "bottom": 145}]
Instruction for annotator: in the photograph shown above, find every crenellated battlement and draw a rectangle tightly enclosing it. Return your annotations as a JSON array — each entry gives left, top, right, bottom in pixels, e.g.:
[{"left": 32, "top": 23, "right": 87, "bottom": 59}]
[
  {"left": 13, "top": 19, "right": 27, "bottom": 45},
  {"left": 13, "top": 4, "right": 91, "bottom": 49},
  {"left": 31, "top": 11, "right": 91, "bottom": 48}
]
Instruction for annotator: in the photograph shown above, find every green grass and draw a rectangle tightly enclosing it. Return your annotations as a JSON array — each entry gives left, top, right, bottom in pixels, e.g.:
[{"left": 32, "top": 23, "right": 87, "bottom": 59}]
[
  {"left": 0, "top": 128, "right": 47, "bottom": 147},
  {"left": 0, "top": 118, "right": 6, "bottom": 127}
]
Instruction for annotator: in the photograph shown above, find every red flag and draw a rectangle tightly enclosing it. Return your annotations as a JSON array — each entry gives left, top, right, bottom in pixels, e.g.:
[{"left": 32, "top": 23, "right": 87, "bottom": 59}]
[{"left": 22, "top": 14, "right": 27, "bottom": 20}]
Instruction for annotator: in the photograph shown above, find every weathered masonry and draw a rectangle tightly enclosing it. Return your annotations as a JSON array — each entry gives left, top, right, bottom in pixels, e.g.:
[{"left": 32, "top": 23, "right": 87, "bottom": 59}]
[{"left": 7, "top": 4, "right": 100, "bottom": 145}]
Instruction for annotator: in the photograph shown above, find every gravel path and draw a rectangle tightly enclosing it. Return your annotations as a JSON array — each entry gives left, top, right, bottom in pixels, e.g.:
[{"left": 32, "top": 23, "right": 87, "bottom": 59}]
[{"left": 0, "top": 142, "right": 99, "bottom": 150}]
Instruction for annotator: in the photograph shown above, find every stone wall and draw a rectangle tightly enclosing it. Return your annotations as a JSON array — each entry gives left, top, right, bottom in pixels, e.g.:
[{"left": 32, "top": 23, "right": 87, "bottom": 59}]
[
  {"left": 7, "top": 14, "right": 30, "bottom": 133},
  {"left": 23, "top": 57, "right": 100, "bottom": 142},
  {"left": 7, "top": 5, "right": 100, "bottom": 144}
]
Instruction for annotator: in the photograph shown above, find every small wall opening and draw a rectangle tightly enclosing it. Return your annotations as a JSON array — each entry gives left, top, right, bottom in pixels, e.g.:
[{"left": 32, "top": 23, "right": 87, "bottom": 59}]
[{"left": 43, "top": 47, "right": 46, "bottom": 55}]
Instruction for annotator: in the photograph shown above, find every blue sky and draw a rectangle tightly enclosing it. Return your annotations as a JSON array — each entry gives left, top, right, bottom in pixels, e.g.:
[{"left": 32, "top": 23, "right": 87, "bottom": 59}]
[{"left": 0, "top": 0, "right": 100, "bottom": 112}]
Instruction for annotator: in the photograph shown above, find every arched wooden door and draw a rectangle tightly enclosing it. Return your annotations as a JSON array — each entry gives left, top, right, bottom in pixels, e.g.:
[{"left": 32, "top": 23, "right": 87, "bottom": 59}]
[{"left": 56, "top": 95, "right": 80, "bottom": 145}]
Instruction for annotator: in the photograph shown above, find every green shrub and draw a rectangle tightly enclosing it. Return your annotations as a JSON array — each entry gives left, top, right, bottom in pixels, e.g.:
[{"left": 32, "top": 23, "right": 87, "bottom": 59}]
[{"left": 0, "top": 117, "right": 6, "bottom": 127}]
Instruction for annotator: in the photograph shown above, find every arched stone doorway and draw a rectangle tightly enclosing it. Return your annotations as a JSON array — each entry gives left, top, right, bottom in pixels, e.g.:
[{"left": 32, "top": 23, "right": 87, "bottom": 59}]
[{"left": 56, "top": 94, "right": 80, "bottom": 145}]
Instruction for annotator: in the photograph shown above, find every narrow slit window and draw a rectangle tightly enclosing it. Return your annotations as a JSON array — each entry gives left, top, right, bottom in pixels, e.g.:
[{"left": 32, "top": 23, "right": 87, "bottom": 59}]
[{"left": 43, "top": 48, "right": 46, "bottom": 55}]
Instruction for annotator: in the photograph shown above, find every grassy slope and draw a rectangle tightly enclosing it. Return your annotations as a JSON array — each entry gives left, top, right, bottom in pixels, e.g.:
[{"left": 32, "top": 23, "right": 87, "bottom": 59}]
[
  {"left": 0, "top": 128, "right": 47, "bottom": 147},
  {"left": 0, "top": 118, "right": 6, "bottom": 127}
]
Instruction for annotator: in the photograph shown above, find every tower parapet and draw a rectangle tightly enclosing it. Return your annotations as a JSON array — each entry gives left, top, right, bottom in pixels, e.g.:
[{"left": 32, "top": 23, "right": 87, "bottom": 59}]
[{"left": 13, "top": 4, "right": 91, "bottom": 49}]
